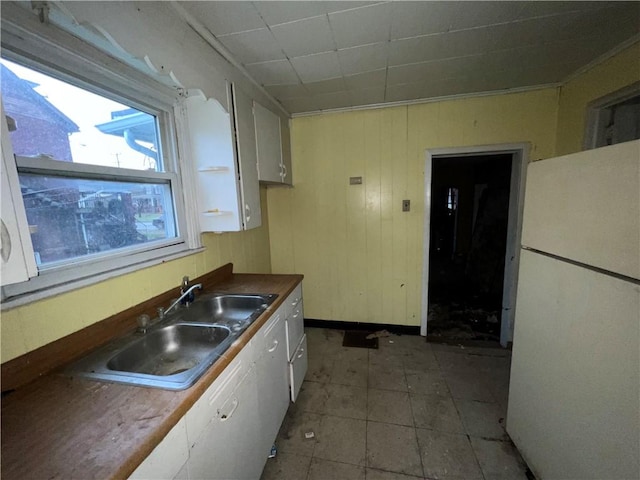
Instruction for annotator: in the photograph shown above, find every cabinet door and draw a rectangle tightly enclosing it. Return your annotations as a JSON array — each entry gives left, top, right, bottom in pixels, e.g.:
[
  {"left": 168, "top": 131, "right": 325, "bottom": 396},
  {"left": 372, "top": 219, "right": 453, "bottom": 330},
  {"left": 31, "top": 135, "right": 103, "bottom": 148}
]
[
  {"left": 279, "top": 118, "right": 293, "bottom": 186},
  {"left": 181, "top": 91, "right": 243, "bottom": 232},
  {"left": 254, "top": 101, "right": 283, "bottom": 184},
  {"left": 256, "top": 312, "right": 290, "bottom": 461},
  {"left": 231, "top": 86, "right": 262, "bottom": 230},
  {"left": 1, "top": 105, "right": 37, "bottom": 285},
  {"left": 289, "top": 334, "right": 308, "bottom": 402},
  {"left": 185, "top": 351, "right": 247, "bottom": 447},
  {"left": 188, "top": 368, "right": 263, "bottom": 480},
  {"left": 129, "top": 418, "right": 189, "bottom": 480}
]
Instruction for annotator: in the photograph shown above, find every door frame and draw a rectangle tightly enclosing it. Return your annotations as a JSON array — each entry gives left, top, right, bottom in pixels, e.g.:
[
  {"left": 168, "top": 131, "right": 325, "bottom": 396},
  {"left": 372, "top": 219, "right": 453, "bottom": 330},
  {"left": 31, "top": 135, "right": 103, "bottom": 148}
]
[{"left": 420, "top": 143, "right": 530, "bottom": 347}]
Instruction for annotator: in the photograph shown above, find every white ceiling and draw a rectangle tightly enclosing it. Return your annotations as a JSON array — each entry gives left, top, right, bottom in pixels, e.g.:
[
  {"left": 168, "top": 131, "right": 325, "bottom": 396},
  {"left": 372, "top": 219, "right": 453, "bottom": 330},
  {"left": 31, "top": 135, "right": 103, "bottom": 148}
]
[{"left": 179, "top": 1, "right": 640, "bottom": 114}]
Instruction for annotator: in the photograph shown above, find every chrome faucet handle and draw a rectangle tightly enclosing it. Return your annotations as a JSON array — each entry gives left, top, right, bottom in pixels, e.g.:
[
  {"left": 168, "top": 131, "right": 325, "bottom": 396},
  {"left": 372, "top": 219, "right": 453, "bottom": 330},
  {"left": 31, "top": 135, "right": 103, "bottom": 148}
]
[
  {"left": 136, "top": 314, "right": 151, "bottom": 333},
  {"left": 181, "top": 276, "right": 190, "bottom": 293},
  {"left": 157, "top": 306, "right": 165, "bottom": 319}
]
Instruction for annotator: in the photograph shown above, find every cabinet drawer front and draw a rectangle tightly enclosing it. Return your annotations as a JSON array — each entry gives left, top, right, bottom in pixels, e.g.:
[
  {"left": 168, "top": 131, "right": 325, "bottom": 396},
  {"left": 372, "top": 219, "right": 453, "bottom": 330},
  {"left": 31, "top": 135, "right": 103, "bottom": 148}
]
[
  {"left": 285, "top": 284, "right": 303, "bottom": 319},
  {"left": 286, "top": 299, "right": 304, "bottom": 361},
  {"left": 185, "top": 350, "right": 247, "bottom": 446},
  {"left": 289, "top": 334, "right": 308, "bottom": 402}
]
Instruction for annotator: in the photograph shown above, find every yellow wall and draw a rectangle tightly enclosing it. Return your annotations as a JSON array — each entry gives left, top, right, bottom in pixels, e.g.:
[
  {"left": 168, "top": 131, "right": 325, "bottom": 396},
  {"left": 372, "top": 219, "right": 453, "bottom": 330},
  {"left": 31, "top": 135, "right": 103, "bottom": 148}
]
[
  {"left": 556, "top": 41, "right": 640, "bottom": 155},
  {"left": 1, "top": 188, "right": 271, "bottom": 363},
  {"left": 268, "top": 88, "right": 559, "bottom": 326}
]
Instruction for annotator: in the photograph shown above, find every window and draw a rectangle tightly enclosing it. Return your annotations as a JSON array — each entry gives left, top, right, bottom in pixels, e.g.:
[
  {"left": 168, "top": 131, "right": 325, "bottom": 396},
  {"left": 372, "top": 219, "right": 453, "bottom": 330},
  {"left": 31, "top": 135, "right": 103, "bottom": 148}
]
[
  {"left": 1, "top": 46, "right": 195, "bottom": 300},
  {"left": 585, "top": 82, "right": 640, "bottom": 149}
]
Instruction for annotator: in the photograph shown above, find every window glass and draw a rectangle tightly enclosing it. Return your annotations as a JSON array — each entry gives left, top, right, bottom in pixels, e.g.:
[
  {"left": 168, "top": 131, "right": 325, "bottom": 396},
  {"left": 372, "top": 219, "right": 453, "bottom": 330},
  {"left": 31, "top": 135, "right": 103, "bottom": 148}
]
[
  {"left": 19, "top": 173, "right": 175, "bottom": 266},
  {"left": 1, "top": 58, "right": 161, "bottom": 171}
]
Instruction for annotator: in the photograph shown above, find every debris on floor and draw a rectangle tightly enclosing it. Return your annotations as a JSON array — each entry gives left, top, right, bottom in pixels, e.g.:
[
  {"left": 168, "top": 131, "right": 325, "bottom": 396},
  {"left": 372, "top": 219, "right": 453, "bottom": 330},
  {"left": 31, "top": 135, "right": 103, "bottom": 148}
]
[
  {"left": 365, "top": 329, "right": 391, "bottom": 339},
  {"left": 428, "top": 302, "right": 501, "bottom": 341}
]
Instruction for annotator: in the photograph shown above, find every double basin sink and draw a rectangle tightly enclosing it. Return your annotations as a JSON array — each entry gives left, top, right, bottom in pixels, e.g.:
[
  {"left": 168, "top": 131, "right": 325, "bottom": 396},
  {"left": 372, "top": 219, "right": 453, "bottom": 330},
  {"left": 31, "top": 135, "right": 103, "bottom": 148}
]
[{"left": 68, "top": 293, "right": 277, "bottom": 390}]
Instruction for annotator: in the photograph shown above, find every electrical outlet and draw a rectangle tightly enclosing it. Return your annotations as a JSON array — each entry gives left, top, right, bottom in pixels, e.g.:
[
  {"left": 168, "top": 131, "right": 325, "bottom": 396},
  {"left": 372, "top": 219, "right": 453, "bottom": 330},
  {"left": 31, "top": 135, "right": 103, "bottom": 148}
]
[
  {"left": 402, "top": 199, "right": 410, "bottom": 212},
  {"left": 349, "top": 176, "right": 363, "bottom": 185}
]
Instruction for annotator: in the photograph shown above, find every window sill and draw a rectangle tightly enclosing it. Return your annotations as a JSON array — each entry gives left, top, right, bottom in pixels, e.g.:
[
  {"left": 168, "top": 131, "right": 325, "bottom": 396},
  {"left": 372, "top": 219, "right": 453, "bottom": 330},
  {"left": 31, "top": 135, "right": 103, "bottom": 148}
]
[{"left": 1, "top": 246, "right": 205, "bottom": 311}]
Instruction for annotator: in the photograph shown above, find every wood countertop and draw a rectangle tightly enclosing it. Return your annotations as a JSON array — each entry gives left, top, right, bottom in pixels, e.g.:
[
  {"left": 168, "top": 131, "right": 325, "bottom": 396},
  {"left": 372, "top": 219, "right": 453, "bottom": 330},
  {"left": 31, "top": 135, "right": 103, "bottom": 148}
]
[{"left": 1, "top": 268, "right": 303, "bottom": 480}]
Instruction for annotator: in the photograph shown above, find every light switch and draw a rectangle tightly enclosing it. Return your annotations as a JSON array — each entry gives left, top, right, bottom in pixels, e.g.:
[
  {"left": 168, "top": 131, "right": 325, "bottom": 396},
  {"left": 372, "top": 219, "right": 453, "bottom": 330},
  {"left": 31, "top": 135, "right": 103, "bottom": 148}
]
[
  {"left": 349, "top": 176, "right": 363, "bottom": 185},
  {"left": 402, "top": 199, "right": 410, "bottom": 212}
]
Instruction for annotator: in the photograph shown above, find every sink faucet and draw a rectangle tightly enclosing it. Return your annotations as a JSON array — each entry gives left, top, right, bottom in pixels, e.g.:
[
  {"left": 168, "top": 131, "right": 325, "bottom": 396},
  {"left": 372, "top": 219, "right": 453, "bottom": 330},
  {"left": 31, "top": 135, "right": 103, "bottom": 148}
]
[{"left": 158, "top": 278, "right": 202, "bottom": 319}]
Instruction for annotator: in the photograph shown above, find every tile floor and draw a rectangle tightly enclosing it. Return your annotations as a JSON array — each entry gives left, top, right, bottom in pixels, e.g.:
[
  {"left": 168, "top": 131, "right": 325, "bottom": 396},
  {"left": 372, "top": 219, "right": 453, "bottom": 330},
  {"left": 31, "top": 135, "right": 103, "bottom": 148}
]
[{"left": 261, "top": 327, "right": 530, "bottom": 480}]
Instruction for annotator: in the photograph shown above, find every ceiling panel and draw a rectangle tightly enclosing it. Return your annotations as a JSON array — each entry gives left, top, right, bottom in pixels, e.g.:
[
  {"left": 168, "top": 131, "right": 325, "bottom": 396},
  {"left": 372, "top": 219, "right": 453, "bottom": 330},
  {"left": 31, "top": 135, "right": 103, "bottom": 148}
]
[
  {"left": 349, "top": 87, "right": 386, "bottom": 106},
  {"left": 304, "top": 77, "right": 348, "bottom": 95},
  {"left": 290, "top": 51, "right": 342, "bottom": 83},
  {"left": 328, "top": 2, "right": 392, "bottom": 49},
  {"left": 217, "top": 29, "right": 285, "bottom": 64},
  {"left": 337, "top": 43, "right": 388, "bottom": 76},
  {"left": 313, "top": 91, "right": 352, "bottom": 110},
  {"left": 390, "top": 2, "right": 460, "bottom": 40},
  {"left": 270, "top": 15, "right": 335, "bottom": 58},
  {"left": 181, "top": 1, "right": 264, "bottom": 36},
  {"left": 264, "top": 83, "right": 309, "bottom": 99},
  {"left": 251, "top": 1, "right": 328, "bottom": 25},
  {"left": 176, "top": 1, "right": 640, "bottom": 114},
  {"left": 387, "top": 55, "right": 486, "bottom": 86},
  {"left": 244, "top": 59, "right": 299, "bottom": 85},
  {"left": 344, "top": 69, "right": 387, "bottom": 90}
]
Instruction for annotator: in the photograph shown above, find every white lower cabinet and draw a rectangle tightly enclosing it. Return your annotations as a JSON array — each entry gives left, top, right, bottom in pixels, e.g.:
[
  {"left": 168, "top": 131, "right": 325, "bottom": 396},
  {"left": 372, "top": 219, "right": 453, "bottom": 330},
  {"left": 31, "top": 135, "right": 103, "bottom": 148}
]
[
  {"left": 188, "top": 368, "right": 263, "bottom": 480},
  {"left": 256, "top": 312, "right": 290, "bottom": 459},
  {"left": 129, "top": 283, "right": 305, "bottom": 480},
  {"left": 129, "top": 418, "right": 189, "bottom": 480}
]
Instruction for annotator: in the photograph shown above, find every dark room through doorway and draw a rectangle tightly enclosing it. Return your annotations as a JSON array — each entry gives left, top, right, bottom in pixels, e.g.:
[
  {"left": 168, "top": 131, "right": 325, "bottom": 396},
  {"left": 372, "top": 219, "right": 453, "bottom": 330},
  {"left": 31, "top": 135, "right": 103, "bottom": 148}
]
[{"left": 427, "top": 154, "right": 512, "bottom": 345}]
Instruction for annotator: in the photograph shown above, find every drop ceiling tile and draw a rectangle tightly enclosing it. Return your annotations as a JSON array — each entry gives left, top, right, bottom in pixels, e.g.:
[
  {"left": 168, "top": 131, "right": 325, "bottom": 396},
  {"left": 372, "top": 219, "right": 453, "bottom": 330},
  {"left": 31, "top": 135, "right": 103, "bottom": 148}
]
[
  {"left": 325, "top": 2, "right": 380, "bottom": 14},
  {"left": 563, "top": 4, "right": 640, "bottom": 40},
  {"left": 337, "top": 43, "right": 388, "bottom": 76},
  {"left": 329, "top": 2, "right": 392, "bottom": 49},
  {"left": 217, "top": 29, "right": 285, "bottom": 64},
  {"left": 385, "top": 82, "right": 432, "bottom": 102},
  {"left": 390, "top": 2, "right": 459, "bottom": 39},
  {"left": 290, "top": 51, "right": 342, "bottom": 82},
  {"left": 447, "top": 1, "right": 526, "bottom": 30},
  {"left": 244, "top": 59, "right": 299, "bottom": 85},
  {"left": 387, "top": 55, "right": 485, "bottom": 86},
  {"left": 181, "top": 1, "right": 264, "bottom": 36},
  {"left": 349, "top": 87, "right": 385, "bottom": 106},
  {"left": 252, "top": 1, "right": 327, "bottom": 26},
  {"left": 344, "top": 68, "right": 387, "bottom": 89},
  {"left": 313, "top": 91, "right": 352, "bottom": 110},
  {"left": 279, "top": 96, "right": 323, "bottom": 114},
  {"left": 271, "top": 15, "right": 336, "bottom": 58},
  {"left": 388, "top": 27, "right": 499, "bottom": 66},
  {"left": 517, "top": 1, "right": 610, "bottom": 20},
  {"left": 304, "top": 77, "right": 347, "bottom": 95},
  {"left": 264, "top": 83, "right": 309, "bottom": 99}
]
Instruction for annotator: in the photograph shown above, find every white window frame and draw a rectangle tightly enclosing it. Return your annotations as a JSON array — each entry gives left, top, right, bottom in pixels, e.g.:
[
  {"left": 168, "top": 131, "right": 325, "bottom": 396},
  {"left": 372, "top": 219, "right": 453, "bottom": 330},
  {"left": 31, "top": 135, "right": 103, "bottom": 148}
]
[
  {"left": 584, "top": 81, "right": 640, "bottom": 150},
  {"left": 1, "top": 12, "right": 201, "bottom": 306}
]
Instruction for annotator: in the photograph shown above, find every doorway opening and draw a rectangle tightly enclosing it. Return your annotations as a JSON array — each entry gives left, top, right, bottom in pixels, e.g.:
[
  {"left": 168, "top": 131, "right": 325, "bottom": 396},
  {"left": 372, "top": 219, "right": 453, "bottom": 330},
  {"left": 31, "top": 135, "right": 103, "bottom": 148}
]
[
  {"left": 421, "top": 144, "right": 528, "bottom": 347},
  {"left": 427, "top": 154, "right": 512, "bottom": 344}
]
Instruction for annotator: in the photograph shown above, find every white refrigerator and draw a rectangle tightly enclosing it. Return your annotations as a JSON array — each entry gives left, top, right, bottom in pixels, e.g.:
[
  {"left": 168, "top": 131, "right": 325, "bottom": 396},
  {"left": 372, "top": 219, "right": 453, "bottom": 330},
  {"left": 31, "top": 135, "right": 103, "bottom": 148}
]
[{"left": 507, "top": 140, "right": 639, "bottom": 479}]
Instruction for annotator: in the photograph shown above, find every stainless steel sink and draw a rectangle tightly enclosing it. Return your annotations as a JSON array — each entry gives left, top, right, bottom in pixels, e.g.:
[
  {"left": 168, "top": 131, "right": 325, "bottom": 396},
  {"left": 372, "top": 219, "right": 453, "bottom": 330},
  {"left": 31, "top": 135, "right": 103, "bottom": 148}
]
[
  {"left": 107, "top": 323, "right": 231, "bottom": 376},
  {"left": 67, "top": 293, "right": 277, "bottom": 390},
  {"left": 180, "top": 294, "right": 274, "bottom": 324}
]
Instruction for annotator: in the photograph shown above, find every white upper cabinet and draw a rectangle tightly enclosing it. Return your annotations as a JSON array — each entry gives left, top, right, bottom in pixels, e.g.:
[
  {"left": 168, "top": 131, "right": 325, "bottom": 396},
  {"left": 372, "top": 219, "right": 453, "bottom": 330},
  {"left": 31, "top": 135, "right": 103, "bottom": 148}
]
[
  {"left": 232, "top": 86, "right": 262, "bottom": 229},
  {"left": 280, "top": 117, "right": 293, "bottom": 186},
  {"left": 180, "top": 84, "right": 261, "bottom": 232},
  {"left": 254, "top": 101, "right": 291, "bottom": 185},
  {"left": 1, "top": 105, "right": 37, "bottom": 286}
]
